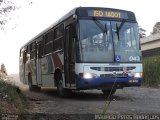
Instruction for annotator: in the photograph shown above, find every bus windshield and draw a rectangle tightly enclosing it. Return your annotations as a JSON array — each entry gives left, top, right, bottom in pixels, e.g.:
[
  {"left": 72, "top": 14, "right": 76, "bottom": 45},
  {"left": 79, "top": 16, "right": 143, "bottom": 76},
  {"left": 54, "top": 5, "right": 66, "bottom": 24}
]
[{"left": 78, "top": 19, "right": 141, "bottom": 63}]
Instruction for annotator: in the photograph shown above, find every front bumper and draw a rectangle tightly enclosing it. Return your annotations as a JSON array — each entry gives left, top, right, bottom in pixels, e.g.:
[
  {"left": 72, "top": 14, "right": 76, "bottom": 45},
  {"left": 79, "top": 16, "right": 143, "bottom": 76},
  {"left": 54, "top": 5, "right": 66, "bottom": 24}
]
[{"left": 75, "top": 75, "right": 143, "bottom": 90}]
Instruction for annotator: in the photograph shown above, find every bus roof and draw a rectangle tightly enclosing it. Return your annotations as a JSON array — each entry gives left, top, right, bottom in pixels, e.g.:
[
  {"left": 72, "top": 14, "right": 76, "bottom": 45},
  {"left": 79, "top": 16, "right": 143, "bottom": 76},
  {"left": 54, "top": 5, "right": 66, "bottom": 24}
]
[{"left": 20, "top": 7, "right": 136, "bottom": 49}]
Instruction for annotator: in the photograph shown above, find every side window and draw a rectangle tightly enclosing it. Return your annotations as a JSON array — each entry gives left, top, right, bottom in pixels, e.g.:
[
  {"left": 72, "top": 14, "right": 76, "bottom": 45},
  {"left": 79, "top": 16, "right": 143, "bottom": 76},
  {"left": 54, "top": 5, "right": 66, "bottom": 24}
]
[
  {"left": 31, "top": 42, "right": 36, "bottom": 50},
  {"left": 53, "top": 24, "right": 64, "bottom": 51},
  {"left": 37, "top": 36, "right": 44, "bottom": 58},
  {"left": 125, "top": 27, "right": 138, "bottom": 49},
  {"left": 27, "top": 44, "right": 31, "bottom": 54},
  {"left": 54, "top": 24, "right": 63, "bottom": 39},
  {"left": 45, "top": 29, "right": 54, "bottom": 43},
  {"left": 30, "top": 42, "right": 36, "bottom": 59},
  {"left": 22, "top": 48, "right": 27, "bottom": 64},
  {"left": 44, "top": 29, "right": 54, "bottom": 55},
  {"left": 53, "top": 38, "right": 63, "bottom": 51}
]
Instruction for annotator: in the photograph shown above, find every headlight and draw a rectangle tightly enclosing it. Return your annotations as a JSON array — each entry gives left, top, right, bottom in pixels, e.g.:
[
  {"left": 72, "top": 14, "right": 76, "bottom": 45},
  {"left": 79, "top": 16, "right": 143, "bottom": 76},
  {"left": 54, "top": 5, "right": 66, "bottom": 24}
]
[
  {"left": 79, "top": 73, "right": 98, "bottom": 79},
  {"left": 134, "top": 72, "right": 143, "bottom": 78}
]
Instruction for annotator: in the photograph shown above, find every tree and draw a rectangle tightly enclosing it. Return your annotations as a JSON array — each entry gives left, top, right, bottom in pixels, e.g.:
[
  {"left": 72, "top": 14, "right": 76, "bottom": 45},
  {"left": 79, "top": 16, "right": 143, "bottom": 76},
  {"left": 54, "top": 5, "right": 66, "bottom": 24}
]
[
  {"left": 0, "top": 0, "right": 16, "bottom": 30},
  {"left": 0, "top": 63, "right": 7, "bottom": 79},
  {"left": 139, "top": 26, "right": 146, "bottom": 38},
  {"left": 0, "top": 63, "right": 7, "bottom": 75},
  {"left": 151, "top": 22, "right": 160, "bottom": 34}
]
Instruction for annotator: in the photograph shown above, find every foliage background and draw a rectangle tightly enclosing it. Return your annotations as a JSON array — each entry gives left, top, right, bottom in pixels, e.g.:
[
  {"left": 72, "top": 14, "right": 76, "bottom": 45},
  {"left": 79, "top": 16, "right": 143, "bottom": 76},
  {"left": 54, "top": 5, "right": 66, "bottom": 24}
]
[{"left": 143, "top": 56, "right": 160, "bottom": 87}]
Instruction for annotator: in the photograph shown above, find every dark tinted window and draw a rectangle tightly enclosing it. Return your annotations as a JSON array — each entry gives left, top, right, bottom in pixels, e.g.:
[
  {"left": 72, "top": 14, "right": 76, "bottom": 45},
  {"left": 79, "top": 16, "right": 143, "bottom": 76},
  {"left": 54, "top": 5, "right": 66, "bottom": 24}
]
[
  {"left": 53, "top": 37, "right": 63, "bottom": 51},
  {"left": 45, "top": 42, "right": 53, "bottom": 54},
  {"left": 44, "top": 30, "right": 54, "bottom": 55},
  {"left": 45, "top": 30, "right": 54, "bottom": 43},
  {"left": 54, "top": 24, "right": 64, "bottom": 39},
  {"left": 37, "top": 36, "right": 44, "bottom": 58},
  {"left": 30, "top": 42, "right": 36, "bottom": 59}
]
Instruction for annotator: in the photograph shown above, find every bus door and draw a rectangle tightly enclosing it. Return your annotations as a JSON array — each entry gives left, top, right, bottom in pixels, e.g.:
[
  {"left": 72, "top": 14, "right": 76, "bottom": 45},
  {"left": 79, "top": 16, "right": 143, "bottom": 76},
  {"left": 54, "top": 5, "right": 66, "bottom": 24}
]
[
  {"left": 65, "top": 25, "right": 76, "bottom": 88},
  {"left": 36, "top": 41, "right": 42, "bottom": 85}
]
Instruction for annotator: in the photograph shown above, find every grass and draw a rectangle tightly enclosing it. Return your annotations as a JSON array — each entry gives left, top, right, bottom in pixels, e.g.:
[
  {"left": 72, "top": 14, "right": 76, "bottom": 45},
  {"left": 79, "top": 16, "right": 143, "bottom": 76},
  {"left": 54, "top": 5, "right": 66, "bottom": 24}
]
[
  {"left": 0, "top": 79, "right": 21, "bottom": 101},
  {"left": 0, "top": 78, "right": 27, "bottom": 114},
  {"left": 142, "top": 56, "right": 160, "bottom": 87}
]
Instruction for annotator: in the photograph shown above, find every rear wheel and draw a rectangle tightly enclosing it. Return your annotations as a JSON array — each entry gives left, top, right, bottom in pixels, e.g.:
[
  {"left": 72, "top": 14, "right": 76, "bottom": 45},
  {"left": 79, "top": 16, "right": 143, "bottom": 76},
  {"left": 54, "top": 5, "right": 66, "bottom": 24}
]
[
  {"left": 102, "top": 89, "right": 116, "bottom": 96},
  {"left": 28, "top": 74, "right": 41, "bottom": 91}
]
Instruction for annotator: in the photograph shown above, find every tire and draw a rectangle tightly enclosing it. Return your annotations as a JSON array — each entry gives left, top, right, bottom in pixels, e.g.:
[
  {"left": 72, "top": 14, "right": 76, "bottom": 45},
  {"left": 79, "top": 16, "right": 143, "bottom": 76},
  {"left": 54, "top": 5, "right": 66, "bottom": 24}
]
[
  {"left": 57, "top": 80, "right": 71, "bottom": 97},
  {"left": 28, "top": 74, "right": 41, "bottom": 91},
  {"left": 102, "top": 89, "right": 116, "bottom": 96}
]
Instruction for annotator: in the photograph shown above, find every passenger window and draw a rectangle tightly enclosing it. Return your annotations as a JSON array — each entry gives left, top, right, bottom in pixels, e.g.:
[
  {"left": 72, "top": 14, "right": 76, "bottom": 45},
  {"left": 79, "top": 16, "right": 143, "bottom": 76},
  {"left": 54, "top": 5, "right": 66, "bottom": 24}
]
[
  {"left": 44, "top": 30, "right": 54, "bottom": 55},
  {"left": 54, "top": 24, "right": 64, "bottom": 39}
]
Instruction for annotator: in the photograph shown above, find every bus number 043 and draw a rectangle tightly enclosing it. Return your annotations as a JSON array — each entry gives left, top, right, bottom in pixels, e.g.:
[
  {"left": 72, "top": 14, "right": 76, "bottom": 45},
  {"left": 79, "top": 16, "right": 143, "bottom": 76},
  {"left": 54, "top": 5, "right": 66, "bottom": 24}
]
[{"left": 129, "top": 56, "right": 140, "bottom": 61}]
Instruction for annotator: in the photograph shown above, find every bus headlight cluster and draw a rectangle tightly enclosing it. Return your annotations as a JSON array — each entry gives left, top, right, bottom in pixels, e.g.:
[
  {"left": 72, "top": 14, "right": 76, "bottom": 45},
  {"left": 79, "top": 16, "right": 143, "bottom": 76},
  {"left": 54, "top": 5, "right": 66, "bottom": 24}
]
[
  {"left": 134, "top": 72, "right": 143, "bottom": 78},
  {"left": 79, "top": 73, "right": 98, "bottom": 79}
]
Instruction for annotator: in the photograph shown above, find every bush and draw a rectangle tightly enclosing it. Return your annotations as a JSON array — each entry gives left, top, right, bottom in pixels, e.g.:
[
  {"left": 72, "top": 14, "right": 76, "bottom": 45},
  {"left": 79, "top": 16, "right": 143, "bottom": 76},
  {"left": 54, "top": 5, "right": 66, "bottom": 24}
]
[
  {"left": 142, "top": 56, "right": 160, "bottom": 87},
  {"left": 0, "top": 79, "right": 23, "bottom": 102},
  {"left": 0, "top": 79, "right": 27, "bottom": 114}
]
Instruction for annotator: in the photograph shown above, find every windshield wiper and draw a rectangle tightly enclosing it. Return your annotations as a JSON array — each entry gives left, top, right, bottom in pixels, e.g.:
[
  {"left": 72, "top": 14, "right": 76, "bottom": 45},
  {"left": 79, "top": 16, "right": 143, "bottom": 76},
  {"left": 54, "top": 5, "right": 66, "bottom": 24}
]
[
  {"left": 116, "top": 23, "right": 120, "bottom": 40},
  {"left": 92, "top": 17, "right": 107, "bottom": 33},
  {"left": 105, "top": 23, "right": 108, "bottom": 34},
  {"left": 116, "top": 19, "right": 126, "bottom": 41},
  {"left": 119, "top": 19, "right": 126, "bottom": 31},
  {"left": 92, "top": 17, "right": 109, "bottom": 46}
]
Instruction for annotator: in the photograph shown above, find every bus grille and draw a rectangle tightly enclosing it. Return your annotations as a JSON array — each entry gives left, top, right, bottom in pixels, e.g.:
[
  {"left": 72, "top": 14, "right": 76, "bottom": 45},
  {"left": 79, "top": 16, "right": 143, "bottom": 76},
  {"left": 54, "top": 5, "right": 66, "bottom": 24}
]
[{"left": 91, "top": 66, "right": 136, "bottom": 71}]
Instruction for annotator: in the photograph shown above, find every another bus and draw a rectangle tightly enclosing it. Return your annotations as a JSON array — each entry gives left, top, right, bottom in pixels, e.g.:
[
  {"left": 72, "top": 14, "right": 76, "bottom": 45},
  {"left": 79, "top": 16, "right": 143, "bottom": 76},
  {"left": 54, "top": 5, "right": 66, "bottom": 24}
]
[{"left": 19, "top": 7, "right": 143, "bottom": 97}]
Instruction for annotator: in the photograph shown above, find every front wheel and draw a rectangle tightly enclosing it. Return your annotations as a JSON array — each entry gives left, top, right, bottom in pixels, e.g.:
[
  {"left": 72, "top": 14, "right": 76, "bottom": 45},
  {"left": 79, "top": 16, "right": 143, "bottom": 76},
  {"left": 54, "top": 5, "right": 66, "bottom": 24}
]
[
  {"left": 57, "top": 80, "right": 71, "bottom": 97},
  {"left": 102, "top": 89, "right": 116, "bottom": 96}
]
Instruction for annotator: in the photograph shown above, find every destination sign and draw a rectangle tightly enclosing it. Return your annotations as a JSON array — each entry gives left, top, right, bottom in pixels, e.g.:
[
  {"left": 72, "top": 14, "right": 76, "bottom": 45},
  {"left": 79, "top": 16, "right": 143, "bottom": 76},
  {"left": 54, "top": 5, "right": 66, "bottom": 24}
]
[{"left": 88, "top": 10, "right": 128, "bottom": 19}]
